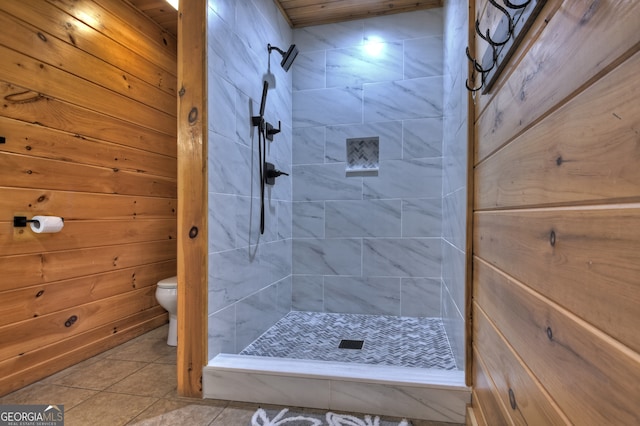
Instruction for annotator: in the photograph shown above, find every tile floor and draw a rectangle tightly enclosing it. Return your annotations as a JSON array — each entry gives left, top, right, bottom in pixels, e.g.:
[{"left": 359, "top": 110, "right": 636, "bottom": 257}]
[
  {"left": 240, "top": 312, "right": 458, "bottom": 370},
  {"left": 0, "top": 324, "right": 462, "bottom": 426}
]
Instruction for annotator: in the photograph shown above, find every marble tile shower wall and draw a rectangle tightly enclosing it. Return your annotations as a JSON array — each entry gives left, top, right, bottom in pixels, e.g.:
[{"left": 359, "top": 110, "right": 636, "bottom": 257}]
[
  {"left": 206, "top": 0, "right": 294, "bottom": 360},
  {"left": 441, "top": 0, "right": 469, "bottom": 369},
  {"left": 291, "top": 9, "right": 445, "bottom": 318}
]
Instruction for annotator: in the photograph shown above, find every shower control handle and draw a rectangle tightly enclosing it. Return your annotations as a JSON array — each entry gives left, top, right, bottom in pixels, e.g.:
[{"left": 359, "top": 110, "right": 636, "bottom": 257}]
[
  {"left": 265, "top": 162, "right": 288, "bottom": 185},
  {"left": 266, "top": 120, "right": 281, "bottom": 141}
]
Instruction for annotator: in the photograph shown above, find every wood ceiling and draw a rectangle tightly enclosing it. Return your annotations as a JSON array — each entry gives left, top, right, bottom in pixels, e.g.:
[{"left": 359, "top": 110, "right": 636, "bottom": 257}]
[
  {"left": 275, "top": 0, "right": 443, "bottom": 28},
  {"left": 128, "top": 0, "right": 443, "bottom": 35}
]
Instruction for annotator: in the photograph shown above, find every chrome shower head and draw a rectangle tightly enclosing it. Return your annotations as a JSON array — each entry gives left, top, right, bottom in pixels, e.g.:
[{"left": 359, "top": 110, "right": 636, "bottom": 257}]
[{"left": 268, "top": 43, "right": 299, "bottom": 72}]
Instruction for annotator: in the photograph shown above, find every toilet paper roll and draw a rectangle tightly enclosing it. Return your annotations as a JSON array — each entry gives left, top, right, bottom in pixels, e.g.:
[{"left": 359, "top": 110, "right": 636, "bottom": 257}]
[{"left": 30, "top": 216, "right": 64, "bottom": 234}]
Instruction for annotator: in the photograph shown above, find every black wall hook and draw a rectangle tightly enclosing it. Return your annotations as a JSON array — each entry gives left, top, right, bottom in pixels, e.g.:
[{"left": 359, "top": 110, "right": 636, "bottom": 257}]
[
  {"left": 504, "top": 0, "right": 532, "bottom": 9},
  {"left": 476, "top": 0, "right": 513, "bottom": 47},
  {"left": 465, "top": 0, "right": 546, "bottom": 94}
]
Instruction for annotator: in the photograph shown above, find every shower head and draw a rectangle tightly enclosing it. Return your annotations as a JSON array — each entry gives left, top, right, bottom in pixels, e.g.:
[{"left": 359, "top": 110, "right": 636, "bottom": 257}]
[{"left": 268, "top": 43, "right": 299, "bottom": 72}]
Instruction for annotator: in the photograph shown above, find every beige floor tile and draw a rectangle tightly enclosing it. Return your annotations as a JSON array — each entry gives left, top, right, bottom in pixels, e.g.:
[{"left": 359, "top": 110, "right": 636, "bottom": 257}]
[
  {"left": 128, "top": 399, "right": 227, "bottom": 425},
  {"left": 152, "top": 348, "right": 177, "bottom": 365},
  {"left": 64, "top": 391, "right": 157, "bottom": 426},
  {"left": 105, "top": 334, "right": 175, "bottom": 363},
  {"left": 106, "top": 363, "right": 177, "bottom": 397},
  {"left": 52, "top": 358, "right": 147, "bottom": 391},
  {"left": 0, "top": 382, "right": 97, "bottom": 409},
  {"left": 40, "top": 355, "right": 105, "bottom": 384},
  {"left": 209, "top": 401, "right": 265, "bottom": 425}
]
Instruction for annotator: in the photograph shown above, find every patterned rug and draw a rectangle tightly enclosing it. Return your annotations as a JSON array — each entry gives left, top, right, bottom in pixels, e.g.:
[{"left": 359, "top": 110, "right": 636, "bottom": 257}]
[{"left": 251, "top": 408, "right": 411, "bottom": 426}]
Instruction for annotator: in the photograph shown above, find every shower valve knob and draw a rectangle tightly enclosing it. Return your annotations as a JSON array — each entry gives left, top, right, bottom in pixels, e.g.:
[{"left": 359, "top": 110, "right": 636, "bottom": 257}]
[
  {"left": 266, "top": 120, "right": 281, "bottom": 141},
  {"left": 268, "top": 169, "right": 289, "bottom": 178},
  {"left": 265, "top": 162, "right": 288, "bottom": 185}
]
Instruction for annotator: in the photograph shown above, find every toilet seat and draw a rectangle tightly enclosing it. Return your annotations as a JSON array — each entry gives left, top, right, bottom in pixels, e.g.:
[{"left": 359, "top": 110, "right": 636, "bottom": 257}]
[{"left": 157, "top": 276, "right": 177, "bottom": 289}]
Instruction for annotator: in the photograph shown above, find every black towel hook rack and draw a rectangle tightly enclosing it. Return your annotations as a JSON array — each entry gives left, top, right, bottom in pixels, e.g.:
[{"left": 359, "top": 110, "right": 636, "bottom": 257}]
[{"left": 465, "top": 0, "right": 546, "bottom": 94}]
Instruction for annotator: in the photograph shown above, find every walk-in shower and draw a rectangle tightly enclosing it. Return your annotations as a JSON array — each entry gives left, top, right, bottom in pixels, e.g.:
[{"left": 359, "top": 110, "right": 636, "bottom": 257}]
[{"left": 205, "top": 3, "right": 469, "bottom": 422}]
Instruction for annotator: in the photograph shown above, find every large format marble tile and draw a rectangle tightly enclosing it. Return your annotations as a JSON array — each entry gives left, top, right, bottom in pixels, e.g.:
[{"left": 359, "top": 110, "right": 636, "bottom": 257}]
[
  {"left": 401, "top": 278, "right": 441, "bottom": 317},
  {"left": 293, "top": 126, "right": 325, "bottom": 164},
  {"left": 293, "top": 50, "right": 326, "bottom": 91},
  {"left": 442, "top": 187, "right": 467, "bottom": 250},
  {"left": 324, "top": 276, "right": 401, "bottom": 315},
  {"left": 404, "top": 36, "right": 444, "bottom": 79},
  {"left": 441, "top": 286, "right": 465, "bottom": 370},
  {"left": 235, "top": 0, "right": 274, "bottom": 54},
  {"left": 293, "top": 163, "right": 362, "bottom": 201},
  {"left": 260, "top": 239, "right": 292, "bottom": 285},
  {"left": 403, "top": 118, "right": 443, "bottom": 159},
  {"left": 292, "top": 238, "right": 362, "bottom": 275},
  {"left": 236, "top": 284, "right": 281, "bottom": 352},
  {"left": 207, "top": 0, "right": 236, "bottom": 28},
  {"left": 326, "top": 43, "right": 403, "bottom": 88},
  {"left": 276, "top": 275, "right": 293, "bottom": 316},
  {"left": 292, "top": 201, "right": 325, "bottom": 238},
  {"left": 363, "top": 238, "right": 441, "bottom": 278},
  {"left": 292, "top": 274, "right": 324, "bottom": 311},
  {"left": 235, "top": 195, "right": 277, "bottom": 247},
  {"left": 442, "top": 241, "right": 465, "bottom": 316},
  {"left": 208, "top": 74, "right": 237, "bottom": 140},
  {"left": 402, "top": 198, "right": 442, "bottom": 237},
  {"left": 364, "top": 77, "right": 443, "bottom": 122},
  {"left": 208, "top": 246, "right": 266, "bottom": 312},
  {"left": 208, "top": 304, "right": 236, "bottom": 357},
  {"left": 325, "top": 199, "right": 401, "bottom": 238},
  {"left": 276, "top": 200, "right": 292, "bottom": 239},
  {"left": 208, "top": 132, "right": 253, "bottom": 197},
  {"left": 293, "top": 86, "right": 362, "bottom": 128},
  {"left": 363, "top": 158, "right": 442, "bottom": 199},
  {"left": 209, "top": 193, "right": 237, "bottom": 252},
  {"left": 294, "top": 20, "right": 364, "bottom": 52}
]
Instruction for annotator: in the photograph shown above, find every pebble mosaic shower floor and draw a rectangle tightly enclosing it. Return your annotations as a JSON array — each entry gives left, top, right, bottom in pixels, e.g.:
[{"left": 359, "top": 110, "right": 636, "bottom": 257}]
[{"left": 239, "top": 311, "right": 458, "bottom": 370}]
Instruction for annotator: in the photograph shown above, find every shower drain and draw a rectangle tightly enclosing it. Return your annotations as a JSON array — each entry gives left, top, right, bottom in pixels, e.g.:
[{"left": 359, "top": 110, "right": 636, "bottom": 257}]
[{"left": 338, "top": 339, "right": 364, "bottom": 350}]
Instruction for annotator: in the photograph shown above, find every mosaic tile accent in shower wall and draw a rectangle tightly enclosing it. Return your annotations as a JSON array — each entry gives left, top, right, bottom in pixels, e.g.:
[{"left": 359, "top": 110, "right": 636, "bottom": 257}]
[
  {"left": 346, "top": 137, "right": 379, "bottom": 173},
  {"left": 239, "top": 311, "right": 458, "bottom": 370}
]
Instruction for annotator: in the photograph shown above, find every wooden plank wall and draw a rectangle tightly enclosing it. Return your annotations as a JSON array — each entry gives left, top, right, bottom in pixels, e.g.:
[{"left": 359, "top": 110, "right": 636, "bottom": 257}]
[
  {"left": 0, "top": 0, "right": 177, "bottom": 396},
  {"left": 469, "top": 0, "right": 640, "bottom": 424}
]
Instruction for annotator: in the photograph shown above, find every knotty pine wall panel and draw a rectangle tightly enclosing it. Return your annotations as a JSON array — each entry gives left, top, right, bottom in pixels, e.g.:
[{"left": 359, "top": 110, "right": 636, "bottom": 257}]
[
  {"left": 0, "top": 0, "right": 176, "bottom": 396},
  {"left": 470, "top": 0, "right": 640, "bottom": 424}
]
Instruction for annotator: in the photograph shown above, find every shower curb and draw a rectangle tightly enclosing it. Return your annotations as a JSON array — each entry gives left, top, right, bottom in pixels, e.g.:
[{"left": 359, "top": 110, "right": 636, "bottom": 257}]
[{"left": 203, "top": 354, "right": 469, "bottom": 423}]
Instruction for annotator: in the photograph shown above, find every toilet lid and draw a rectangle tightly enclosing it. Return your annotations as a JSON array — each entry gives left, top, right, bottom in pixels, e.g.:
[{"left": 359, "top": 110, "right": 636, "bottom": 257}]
[{"left": 157, "top": 276, "right": 177, "bottom": 289}]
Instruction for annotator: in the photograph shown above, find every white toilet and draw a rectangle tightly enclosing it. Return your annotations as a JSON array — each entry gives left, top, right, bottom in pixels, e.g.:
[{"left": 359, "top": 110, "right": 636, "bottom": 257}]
[{"left": 155, "top": 276, "right": 178, "bottom": 346}]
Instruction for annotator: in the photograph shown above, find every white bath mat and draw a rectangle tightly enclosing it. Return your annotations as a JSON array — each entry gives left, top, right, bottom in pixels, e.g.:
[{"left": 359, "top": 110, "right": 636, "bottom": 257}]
[{"left": 251, "top": 407, "right": 411, "bottom": 426}]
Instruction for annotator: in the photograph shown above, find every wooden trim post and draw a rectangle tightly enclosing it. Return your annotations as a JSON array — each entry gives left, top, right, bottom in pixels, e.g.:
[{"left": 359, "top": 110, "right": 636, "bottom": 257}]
[{"left": 177, "top": 0, "right": 208, "bottom": 397}]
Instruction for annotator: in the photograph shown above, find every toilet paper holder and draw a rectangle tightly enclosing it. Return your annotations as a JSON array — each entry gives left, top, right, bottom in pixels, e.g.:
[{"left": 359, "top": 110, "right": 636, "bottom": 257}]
[{"left": 13, "top": 216, "right": 64, "bottom": 227}]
